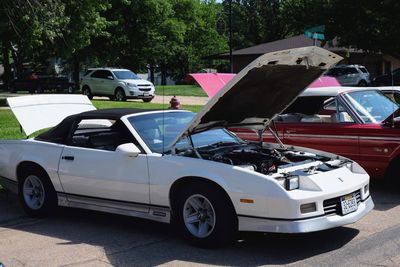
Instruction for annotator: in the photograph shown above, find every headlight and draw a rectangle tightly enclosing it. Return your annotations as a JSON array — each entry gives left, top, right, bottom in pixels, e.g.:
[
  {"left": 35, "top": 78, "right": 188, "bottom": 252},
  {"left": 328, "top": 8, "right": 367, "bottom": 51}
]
[
  {"left": 126, "top": 82, "right": 137, "bottom": 88},
  {"left": 276, "top": 175, "right": 300, "bottom": 191},
  {"left": 345, "top": 161, "right": 366, "bottom": 174}
]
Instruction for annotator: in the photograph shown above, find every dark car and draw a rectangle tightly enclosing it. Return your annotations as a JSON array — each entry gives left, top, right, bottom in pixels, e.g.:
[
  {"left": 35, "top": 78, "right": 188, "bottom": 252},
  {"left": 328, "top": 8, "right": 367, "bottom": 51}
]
[
  {"left": 10, "top": 71, "right": 75, "bottom": 94},
  {"left": 371, "top": 68, "right": 400, "bottom": 86}
]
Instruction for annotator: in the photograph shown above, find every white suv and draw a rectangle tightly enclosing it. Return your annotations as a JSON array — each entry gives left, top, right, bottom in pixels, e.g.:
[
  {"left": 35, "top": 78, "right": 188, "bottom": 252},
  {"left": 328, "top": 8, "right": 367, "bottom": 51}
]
[
  {"left": 80, "top": 68, "right": 155, "bottom": 102},
  {"left": 324, "top": 64, "right": 370, "bottom": 86}
]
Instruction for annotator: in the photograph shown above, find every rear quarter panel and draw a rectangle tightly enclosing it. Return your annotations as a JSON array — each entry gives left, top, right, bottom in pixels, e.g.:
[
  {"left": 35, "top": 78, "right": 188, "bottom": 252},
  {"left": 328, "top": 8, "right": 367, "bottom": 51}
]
[{"left": 0, "top": 139, "right": 65, "bottom": 191}]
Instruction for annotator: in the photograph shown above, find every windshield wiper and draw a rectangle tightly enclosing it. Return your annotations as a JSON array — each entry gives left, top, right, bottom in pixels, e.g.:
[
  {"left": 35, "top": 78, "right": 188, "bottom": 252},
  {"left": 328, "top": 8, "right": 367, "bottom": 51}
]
[{"left": 206, "top": 141, "right": 239, "bottom": 148}]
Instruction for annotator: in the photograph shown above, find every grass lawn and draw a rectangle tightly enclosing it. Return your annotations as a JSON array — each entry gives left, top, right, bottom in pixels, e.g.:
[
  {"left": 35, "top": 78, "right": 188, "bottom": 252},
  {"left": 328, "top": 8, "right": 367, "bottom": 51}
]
[
  {"left": 0, "top": 100, "right": 203, "bottom": 139},
  {"left": 155, "top": 85, "right": 207, "bottom": 97}
]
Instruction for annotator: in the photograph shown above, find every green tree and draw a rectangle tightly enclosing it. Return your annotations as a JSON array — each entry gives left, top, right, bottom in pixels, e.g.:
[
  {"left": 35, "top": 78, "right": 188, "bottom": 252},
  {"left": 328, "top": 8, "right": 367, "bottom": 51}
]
[{"left": 222, "top": 0, "right": 288, "bottom": 50}]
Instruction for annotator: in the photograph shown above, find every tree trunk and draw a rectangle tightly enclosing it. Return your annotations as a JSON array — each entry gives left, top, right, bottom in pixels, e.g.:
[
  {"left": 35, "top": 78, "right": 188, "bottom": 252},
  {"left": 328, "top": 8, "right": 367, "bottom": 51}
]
[
  {"left": 149, "top": 63, "right": 155, "bottom": 84},
  {"left": 161, "top": 64, "right": 167, "bottom": 86},
  {"left": 11, "top": 49, "right": 23, "bottom": 78},
  {"left": 73, "top": 54, "right": 80, "bottom": 91},
  {"left": 2, "top": 40, "right": 12, "bottom": 90}
]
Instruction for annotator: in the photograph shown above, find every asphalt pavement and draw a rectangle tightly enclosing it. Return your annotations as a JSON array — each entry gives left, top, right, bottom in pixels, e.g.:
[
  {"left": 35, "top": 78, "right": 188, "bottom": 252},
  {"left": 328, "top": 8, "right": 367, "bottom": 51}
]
[{"left": 0, "top": 182, "right": 399, "bottom": 267}]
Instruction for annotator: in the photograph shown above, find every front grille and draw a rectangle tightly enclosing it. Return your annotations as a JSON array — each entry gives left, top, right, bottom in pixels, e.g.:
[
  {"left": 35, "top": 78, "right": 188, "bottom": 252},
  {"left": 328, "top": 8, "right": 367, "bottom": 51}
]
[
  {"left": 138, "top": 84, "right": 151, "bottom": 87},
  {"left": 323, "top": 190, "right": 361, "bottom": 216},
  {"left": 139, "top": 87, "right": 151, "bottom": 91}
]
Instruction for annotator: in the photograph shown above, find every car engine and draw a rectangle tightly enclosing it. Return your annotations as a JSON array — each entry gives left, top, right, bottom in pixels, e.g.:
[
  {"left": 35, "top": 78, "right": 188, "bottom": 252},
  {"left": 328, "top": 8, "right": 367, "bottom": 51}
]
[{"left": 179, "top": 142, "right": 340, "bottom": 175}]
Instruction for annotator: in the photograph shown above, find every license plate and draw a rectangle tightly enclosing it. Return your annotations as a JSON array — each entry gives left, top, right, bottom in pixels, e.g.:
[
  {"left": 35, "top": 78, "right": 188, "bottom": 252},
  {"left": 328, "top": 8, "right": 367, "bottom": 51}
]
[
  {"left": 341, "top": 193, "right": 358, "bottom": 215},
  {"left": 143, "top": 93, "right": 149, "bottom": 96}
]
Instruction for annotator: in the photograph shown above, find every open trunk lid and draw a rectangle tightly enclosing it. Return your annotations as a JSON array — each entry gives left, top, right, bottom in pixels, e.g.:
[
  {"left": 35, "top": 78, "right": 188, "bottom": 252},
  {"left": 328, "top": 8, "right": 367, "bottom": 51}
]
[{"left": 7, "top": 94, "right": 95, "bottom": 136}]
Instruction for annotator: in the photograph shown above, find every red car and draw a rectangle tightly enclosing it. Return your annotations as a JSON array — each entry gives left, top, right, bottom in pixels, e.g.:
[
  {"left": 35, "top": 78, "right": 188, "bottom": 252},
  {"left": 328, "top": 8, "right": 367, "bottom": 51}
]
[{"left": 233, "top": 87, "right": 400, "bottom": 181}]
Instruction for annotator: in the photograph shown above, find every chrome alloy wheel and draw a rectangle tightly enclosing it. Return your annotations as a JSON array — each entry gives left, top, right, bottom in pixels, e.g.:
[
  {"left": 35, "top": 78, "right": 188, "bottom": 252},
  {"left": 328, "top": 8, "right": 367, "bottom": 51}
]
[
  {"left": 23, "top": 175, "right": 46, "bottom": 210},
  {"left": 183, "top": 194, "right": 216, "bottom": 238}
]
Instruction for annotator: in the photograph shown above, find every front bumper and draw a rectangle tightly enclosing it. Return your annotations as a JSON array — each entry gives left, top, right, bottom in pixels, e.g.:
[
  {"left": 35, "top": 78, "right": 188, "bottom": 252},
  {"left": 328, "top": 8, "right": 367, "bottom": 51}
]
[{"left": 238, "top": 196, "right": 373, "bottom": 233}]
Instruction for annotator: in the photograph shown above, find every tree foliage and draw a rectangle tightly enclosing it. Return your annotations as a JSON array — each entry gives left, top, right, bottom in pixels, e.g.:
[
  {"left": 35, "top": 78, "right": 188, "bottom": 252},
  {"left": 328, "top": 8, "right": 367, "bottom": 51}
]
[
  {"left": 2, "top": 0, "right": 400, "bottom": 84},
  {"left": 1, "top": 0, "right": 227, "bottom": 83}
]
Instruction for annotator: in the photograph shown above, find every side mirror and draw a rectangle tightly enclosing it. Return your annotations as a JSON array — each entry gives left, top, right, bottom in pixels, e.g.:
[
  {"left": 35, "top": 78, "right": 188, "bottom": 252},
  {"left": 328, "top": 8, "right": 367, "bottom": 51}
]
[
  {"left": 116, "top": 143, "right": 141, "bottom": 157},
  {"left": 107, "top": 75, "right": 114, "bottom": 80}
]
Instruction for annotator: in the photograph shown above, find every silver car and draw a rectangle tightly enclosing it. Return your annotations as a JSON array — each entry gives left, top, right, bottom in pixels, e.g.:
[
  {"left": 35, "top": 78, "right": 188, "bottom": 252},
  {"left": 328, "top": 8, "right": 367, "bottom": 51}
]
[
  {"left": 325, "top": 65, "right": 370, "bottom": 86},
  {"left": 80, "top": 68, "right": 155, "bottom": 102}
]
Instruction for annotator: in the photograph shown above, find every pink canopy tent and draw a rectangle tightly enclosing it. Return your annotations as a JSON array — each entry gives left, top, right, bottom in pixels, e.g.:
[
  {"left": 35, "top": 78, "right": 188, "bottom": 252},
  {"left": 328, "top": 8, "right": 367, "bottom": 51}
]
[
  {"left": 308, "top": 76, "right": 341, "bottom": 88},
  {"left": 188, "top": 73, "right": 340, "bottom": 98},
  {"left": 188, "top": 73, "right": 235, "bottom": 97}
]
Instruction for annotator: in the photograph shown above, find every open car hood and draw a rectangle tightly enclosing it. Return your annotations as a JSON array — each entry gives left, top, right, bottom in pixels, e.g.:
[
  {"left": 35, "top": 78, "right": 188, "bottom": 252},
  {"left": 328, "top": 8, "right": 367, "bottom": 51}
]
[
  {"left": 172, "top": 46, "right": 342, "bottom": 146},
  {"left": 7, "top": 94, "right": 96, "bottom": 136}
]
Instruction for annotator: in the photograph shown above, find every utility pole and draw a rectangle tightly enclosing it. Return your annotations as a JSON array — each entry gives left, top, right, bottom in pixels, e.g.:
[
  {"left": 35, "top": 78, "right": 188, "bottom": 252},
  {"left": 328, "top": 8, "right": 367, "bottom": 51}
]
[{"left": 229, "top": 0, "right": 233, "bottom": 73}]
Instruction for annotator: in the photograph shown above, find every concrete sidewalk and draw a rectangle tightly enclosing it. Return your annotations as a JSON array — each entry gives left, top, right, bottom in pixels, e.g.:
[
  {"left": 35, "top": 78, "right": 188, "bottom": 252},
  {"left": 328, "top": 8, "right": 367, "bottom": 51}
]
[{"left": 0, "top": 92, "right": 209, "bottom": 107}]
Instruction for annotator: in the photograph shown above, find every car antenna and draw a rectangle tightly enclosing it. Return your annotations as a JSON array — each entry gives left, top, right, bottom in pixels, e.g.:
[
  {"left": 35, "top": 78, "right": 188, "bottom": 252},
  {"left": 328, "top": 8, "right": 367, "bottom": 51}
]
[{"left": 162, "top": 84, "right": 165, "bottom": 155}]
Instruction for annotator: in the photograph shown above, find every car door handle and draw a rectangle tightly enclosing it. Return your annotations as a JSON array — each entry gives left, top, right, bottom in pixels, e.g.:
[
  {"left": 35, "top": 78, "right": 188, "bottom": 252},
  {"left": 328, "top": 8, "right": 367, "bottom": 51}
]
[
  {"left": 62, "top": 156, "right": 75, "bottom": 161},
  {"left": 286, "top": 130, "right": 297, "bottom": 134}
]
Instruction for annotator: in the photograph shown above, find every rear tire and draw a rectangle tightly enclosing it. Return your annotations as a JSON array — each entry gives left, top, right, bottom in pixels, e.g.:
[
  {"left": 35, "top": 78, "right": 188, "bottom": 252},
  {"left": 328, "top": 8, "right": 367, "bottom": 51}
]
[
  {"left": 173, "top": 182, "right": 237, "bottom": 248},
  {"left": 82, "top": 86, "right": 93, "bottom": 100},
  {"left": 18, "top": 167, "right": 57, "bottom": 217},
  {"left": 358, "top": 80, "right": 368, "bottom": 87},
  {"left": 115, "top": 88, "right": 126, "bottom": 101}
]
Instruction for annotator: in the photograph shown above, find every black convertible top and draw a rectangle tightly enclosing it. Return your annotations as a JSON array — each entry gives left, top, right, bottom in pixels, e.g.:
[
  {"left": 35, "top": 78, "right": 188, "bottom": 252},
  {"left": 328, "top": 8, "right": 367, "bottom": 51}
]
[
  {"left": 73, "top": 108, "right": 161, "bottom": 120},
  {"left": 36, "top": 108, "right": 161, "bottom": 143}
]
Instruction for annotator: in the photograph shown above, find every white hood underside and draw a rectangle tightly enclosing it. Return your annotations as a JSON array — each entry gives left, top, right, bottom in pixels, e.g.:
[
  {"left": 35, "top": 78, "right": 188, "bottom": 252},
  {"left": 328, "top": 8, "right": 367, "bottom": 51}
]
[
  {"left": 171, "top": 46, "right": 343, "bottom": 147},
  {"left": 7, "top": 94, "right": 96, "bottom": 136}
]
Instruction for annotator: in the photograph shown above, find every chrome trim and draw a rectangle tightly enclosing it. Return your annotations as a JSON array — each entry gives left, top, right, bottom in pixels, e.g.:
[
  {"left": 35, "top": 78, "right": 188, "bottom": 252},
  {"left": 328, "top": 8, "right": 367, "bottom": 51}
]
[
  {"left": 285, "top": 133, "right": 400, "bottom": 142},
  {"left": 285, "top": 133, "right": 358, "bottom": 139},
  {"left": 337, "top": 94, "right": 364, "bottom": 124},
  {"left": 359, "top": 136, "right": 400, "bottom": 141},
  {"left": 57, "top": 193, "right": 171, "bottom": 223}
]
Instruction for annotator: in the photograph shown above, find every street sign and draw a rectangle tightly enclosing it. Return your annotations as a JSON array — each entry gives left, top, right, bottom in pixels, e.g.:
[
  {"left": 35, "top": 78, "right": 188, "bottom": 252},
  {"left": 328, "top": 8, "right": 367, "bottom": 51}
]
[{"left": 304, "top": 25, "right": 325, "bottom": 41}]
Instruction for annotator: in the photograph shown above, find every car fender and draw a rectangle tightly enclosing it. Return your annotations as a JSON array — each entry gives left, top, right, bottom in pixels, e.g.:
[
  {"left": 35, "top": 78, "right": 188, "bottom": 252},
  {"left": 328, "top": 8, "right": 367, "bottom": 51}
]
[
  {"left": 147, "top": 154, "right": 290, "bottom": 218},
  {"left": 0, "top": 140, "right": 65, "bottom": 192}
]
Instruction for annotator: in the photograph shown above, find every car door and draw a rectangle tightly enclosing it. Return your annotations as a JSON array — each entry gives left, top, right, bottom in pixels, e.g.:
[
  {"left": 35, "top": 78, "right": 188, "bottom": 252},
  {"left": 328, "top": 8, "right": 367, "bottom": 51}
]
[
  {"left": 58, "top": 118, "right": 150, "bottom": 210},
  {"left": 89, "top": 70, "right": 104, "bottom": 94},
  {"left": 356, "top": 124, "right": 400, "bottom": 178},
  {"left": 100, "top": 70, "right": 115, "bottom": 95},
  {"left": 279, "top": 98, "right": 361, "bottom": 162}
]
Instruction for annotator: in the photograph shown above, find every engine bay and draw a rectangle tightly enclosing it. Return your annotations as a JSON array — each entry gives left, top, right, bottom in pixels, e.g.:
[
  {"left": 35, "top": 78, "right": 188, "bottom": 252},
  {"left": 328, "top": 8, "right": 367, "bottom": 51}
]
[{"left": 180, "top": 142, "right": 346, "bottom": 176}]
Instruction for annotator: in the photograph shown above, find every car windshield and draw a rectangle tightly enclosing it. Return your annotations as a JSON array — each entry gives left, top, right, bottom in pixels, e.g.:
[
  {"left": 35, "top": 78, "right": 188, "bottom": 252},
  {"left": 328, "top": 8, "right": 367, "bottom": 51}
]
[
  {"left": 128, "top": 112, "right": 243, "bottom": 153},
  {"left": 343, "top": 90, "right": 400, "bottom": 123},
  {"left": 113, "top": 70, "right": 140, "bottom": 80}
]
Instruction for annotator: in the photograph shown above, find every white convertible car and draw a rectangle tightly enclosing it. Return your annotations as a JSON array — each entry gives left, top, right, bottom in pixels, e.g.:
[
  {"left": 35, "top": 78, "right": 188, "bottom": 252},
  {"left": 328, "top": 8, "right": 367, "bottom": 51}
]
[{"left": 0, "top": 47, "right": 373, "bottom": 247}]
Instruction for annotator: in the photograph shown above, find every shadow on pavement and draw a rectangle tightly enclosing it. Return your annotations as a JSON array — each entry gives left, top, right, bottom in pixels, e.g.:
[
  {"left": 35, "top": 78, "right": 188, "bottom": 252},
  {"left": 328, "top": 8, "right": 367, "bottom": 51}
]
[
  {"left": 0, "top": 191, "right": 360, "bottom": 266},
  {"left": 370, "top": 180, "right": 400, "bottom": 211}
]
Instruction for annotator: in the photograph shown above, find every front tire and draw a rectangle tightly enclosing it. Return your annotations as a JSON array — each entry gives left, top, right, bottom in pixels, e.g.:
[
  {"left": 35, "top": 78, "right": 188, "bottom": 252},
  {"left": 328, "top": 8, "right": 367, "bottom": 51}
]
[
  {"left": 385, "top": 157, "right": 400, "bottom": 186},
  {"left": 173, "top": 182, "right": 237, "bottom": 248},
  {"left": 143, "top": 98, "right": 152, "bottom": 103},
  {"left": 18, "top": 167, "right": 57, "bottom": 217},
  {"left": 115, "top": 88, "right": 126, "bottom": 101}
]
